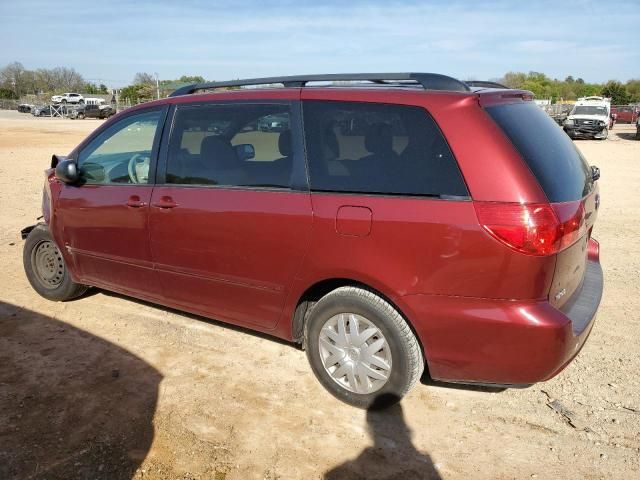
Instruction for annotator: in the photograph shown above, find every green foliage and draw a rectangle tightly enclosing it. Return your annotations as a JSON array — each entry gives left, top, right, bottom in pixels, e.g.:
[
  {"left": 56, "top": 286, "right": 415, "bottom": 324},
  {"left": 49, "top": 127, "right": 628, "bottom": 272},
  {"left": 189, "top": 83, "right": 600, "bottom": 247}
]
[
  {"left": 119, "top": 84, "right": 156, "bottom": 103},
  {"left": 0, "top": 87, "right": 17, "bottom": 99},
  {"left": 498, "top": 71, "right": 636, "bottom": 104},
  {"left": 601, "top": 81, "right": 631, "bottom": 104},
  {"left": 84, "top": 83, "right": 99, "bottom": 94}
]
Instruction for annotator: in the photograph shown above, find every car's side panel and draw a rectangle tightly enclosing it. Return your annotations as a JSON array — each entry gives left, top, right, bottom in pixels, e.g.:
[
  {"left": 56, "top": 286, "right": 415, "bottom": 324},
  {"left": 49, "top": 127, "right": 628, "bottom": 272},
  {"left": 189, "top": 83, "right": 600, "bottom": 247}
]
[
  {"left": 56, "top": 184, "right": 161, "bottom": 297},
  {"left": 148, "top": 187, "right": 313, "bottom": 330}
]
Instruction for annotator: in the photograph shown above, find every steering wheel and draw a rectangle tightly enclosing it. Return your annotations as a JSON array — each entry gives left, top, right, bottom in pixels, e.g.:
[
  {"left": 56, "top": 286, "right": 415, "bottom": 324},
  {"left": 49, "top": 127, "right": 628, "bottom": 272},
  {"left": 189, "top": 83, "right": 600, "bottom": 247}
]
[{"left": 127, "top": 153, "right": 150, "bottom": 184}]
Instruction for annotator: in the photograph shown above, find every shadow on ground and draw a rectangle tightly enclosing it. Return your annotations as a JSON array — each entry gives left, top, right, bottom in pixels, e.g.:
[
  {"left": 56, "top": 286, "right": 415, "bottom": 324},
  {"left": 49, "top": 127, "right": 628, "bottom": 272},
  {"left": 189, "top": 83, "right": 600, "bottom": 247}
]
[
  {"left": 614, "top": 132, "right": 639, "bottom": 141},
  {"left": 325, "top": 395, "right": 441, "bottom": 480},
  {"left": 0, "top": 301, "right": 162, "bottom": 480}
]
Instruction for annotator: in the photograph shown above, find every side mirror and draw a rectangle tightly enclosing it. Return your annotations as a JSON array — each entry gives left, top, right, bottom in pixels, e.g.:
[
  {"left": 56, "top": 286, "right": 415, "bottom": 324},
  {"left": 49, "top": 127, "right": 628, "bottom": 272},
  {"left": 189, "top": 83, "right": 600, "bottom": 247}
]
[
  {"left": 55, "top": 159, "right": 79, "bottom": 184},
  {"left": 235, "top": 143, "right": 255, "bottom": 161},
  {"left": 591, "top": 165, "right": 600, "bottom": 182}
]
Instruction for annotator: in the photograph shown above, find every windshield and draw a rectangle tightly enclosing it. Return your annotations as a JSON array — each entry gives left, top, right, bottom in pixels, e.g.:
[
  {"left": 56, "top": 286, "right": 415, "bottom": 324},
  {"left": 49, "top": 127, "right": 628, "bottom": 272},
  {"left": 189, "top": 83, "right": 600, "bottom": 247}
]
[{"left": 572, "top": 106, "right": 608, "bottom": 116}]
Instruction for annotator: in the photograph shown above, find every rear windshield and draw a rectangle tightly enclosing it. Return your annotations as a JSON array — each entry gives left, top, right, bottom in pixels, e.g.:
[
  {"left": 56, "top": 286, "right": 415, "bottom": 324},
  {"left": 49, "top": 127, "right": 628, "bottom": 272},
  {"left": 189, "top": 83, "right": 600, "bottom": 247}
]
[{"left": 486, "top": 102, "right": 593, "bottom": 202}]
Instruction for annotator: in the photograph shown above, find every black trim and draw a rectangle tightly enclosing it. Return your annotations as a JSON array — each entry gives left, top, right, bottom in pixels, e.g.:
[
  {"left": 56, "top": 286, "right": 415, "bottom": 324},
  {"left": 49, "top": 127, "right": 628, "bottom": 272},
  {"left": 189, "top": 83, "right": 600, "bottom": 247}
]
[
  {"left": 169, "top": 73, "right": 471, "bottom": 97},
  {"left": 465, "top": 80, "right": 510, "bottom": 89},
  {"left": 561, "top": 260, "right": 603, "bottom": 336}
]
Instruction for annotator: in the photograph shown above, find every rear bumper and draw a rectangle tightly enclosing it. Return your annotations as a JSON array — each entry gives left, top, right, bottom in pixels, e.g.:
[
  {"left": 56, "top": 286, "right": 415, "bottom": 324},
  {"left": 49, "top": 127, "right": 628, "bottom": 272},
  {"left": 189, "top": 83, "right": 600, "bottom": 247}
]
[{"left": 402, "top": 258, "right": 603, "bottom": 385}]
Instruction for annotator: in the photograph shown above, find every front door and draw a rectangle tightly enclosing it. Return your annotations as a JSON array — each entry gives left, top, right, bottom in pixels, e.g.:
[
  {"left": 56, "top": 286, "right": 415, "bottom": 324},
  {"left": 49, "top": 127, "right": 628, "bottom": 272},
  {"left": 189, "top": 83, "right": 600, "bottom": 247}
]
[
  {"left": 149, "top": 102, "right": 312, "bottom": 330},
  {"left": 57, "top": 107, "right": 166, "bottom": 298}
]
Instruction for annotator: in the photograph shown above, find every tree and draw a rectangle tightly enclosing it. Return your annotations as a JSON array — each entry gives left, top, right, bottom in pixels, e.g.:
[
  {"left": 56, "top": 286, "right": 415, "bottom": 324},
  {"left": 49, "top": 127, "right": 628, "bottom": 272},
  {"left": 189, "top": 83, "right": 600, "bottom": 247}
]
[
  {"left": 601, "top": 81, "right": 630, "bottom": 104},
  {"left": 99, "top": 83, "right": 109, "bottom": 94},
  {"left": 84, "top": 83, "right": 99, "bottom": 94},
  {"left": 133, "top": 72, "right": 155, "bottom": 85},
  {"left": 0, "top": 61, "right": 27, "bottom": 97},
  {"left": 625, "top": 79, "right": 640, "bottom": 102}
]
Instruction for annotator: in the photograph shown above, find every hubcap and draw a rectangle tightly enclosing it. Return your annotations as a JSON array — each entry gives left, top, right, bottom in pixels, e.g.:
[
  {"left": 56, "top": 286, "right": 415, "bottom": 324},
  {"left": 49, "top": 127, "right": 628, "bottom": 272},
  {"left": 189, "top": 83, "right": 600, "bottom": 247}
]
[
  {"left": 319, "top": 313, "right": 392, "bottom": 394},
  {"left": 31, "top": 241, "right": 65, "bottom": 289}
]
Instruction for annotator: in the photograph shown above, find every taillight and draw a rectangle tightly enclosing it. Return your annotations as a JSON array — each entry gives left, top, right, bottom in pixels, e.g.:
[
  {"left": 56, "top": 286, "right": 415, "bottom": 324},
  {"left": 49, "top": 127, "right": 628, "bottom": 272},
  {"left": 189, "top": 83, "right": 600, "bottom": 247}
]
[{"left": 475, "top": 201, "right": 585, "bottom": 256}]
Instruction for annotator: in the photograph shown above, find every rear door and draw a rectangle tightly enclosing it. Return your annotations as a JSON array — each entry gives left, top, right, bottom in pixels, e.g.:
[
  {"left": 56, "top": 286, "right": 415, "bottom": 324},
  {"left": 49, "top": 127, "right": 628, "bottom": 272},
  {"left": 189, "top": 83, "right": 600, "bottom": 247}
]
[
  {"left": 485, "top": 101, "right": 599, "bottom": 308},
  {"left": 148, "top": 101, "right": 312, "bottom": 330},
  {"left": 57, "top": 107, "right": 167, "bottom": 297}
]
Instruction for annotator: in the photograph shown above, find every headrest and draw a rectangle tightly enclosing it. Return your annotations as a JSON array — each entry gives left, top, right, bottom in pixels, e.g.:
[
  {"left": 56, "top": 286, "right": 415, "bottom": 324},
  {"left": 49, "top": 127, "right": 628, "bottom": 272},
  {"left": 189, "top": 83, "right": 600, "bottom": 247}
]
[
  {"left": 200, "top": 136, "right": 238, "bottom": 170},
  {"left": 278, "top": 130, "right": 292, "bottom": 157},
  {"left": 364, "top": 123, "right": 394, "bottom": 155},
  {"left": 323, "top": 126, "right": 339, "bottom": 159}
]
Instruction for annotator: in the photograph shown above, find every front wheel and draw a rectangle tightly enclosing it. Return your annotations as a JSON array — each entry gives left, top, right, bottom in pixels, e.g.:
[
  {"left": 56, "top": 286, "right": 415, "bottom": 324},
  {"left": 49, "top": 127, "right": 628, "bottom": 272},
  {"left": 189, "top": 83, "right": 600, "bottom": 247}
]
[
  {"left": 23, "top": 224, "right": 88, "bottom": 301},
  {"left": 305, "top": 286, "right": 424, "bottom": 409},
  {"left": 599, "top": 128, "right": 609, "bottom": 140}
]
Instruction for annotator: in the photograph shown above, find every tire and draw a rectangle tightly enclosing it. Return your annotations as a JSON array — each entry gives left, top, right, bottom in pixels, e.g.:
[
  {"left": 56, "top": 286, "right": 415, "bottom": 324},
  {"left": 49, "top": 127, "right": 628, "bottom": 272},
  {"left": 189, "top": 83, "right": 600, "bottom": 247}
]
[
  {"left": 62, "top": 99, "right": 67, "bottom": 104},
  {"left": 23, "top": 224, "right": 88, "bottom": 301},
  {"left": 305, "top": 286, "right": 424, "bottom": 409},
  {"left": 599, "top": 128, "right": 609, "bottom": 140},
  {"left": 79, "top": 99, "right": 84, "bottom": 104},
  {"left": 78, "top": 113, "right": 85, "bottom": 119}
]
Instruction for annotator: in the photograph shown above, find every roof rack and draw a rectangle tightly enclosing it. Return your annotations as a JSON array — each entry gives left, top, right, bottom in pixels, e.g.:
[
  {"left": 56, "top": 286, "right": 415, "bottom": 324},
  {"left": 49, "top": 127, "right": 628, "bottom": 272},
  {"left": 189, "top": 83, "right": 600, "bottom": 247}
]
[
  {"left": 465, "top": 80, "right": 510, "bottom": 89},
  {"left": 169, "top": 73, "right": 471, "bottom": 97}
]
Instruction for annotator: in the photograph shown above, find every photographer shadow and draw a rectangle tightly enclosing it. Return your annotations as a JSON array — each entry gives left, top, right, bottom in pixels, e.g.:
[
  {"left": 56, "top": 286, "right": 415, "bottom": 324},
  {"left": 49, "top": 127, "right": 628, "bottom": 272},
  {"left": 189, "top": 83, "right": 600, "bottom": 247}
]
[
  {"left": 325, "top": 394, "right": 441, "bottom": 480},
  {"left": 0, "top": 301, "right": 161, "bottom": 479}
]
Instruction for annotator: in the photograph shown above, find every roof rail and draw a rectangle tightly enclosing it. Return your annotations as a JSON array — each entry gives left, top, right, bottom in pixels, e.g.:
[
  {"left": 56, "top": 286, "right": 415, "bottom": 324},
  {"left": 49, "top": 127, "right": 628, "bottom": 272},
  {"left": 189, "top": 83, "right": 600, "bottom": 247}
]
[
  {"left": 465, "top": 80, "right": 510, "bottom": 89},
  {"left": 169, "top": 73, "right": 471, "bottom": 97}
]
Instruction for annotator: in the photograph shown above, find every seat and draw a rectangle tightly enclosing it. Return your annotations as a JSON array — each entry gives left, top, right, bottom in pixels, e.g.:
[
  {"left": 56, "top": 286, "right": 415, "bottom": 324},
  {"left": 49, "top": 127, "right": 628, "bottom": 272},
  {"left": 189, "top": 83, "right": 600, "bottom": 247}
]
[
  {"left": 347, "top": 123, "right": 398, "bottom": 191},
  {"left": 199, "top": 136, "right": 247, "bottom": 185}
]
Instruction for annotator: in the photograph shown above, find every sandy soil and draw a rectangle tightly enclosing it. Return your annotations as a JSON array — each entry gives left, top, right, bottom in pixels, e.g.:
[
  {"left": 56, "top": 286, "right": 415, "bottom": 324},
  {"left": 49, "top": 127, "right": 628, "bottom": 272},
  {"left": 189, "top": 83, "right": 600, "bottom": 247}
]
[{"left": 0, "top": 110, "right": 638, "bottom": 480}]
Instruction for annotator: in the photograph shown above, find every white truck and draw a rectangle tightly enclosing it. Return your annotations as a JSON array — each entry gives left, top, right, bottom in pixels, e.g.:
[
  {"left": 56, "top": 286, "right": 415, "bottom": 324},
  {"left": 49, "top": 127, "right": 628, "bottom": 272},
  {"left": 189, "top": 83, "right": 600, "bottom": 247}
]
[{"left": 563, "top": 96, "right": 611, "bottom": 140}]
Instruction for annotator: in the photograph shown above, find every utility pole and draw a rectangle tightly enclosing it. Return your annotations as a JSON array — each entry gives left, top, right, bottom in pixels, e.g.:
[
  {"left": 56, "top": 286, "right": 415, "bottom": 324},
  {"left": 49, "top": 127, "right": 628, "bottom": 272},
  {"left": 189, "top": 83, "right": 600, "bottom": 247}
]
[{"left": 155, "top": 72, "right": 160, "bottom": 99}]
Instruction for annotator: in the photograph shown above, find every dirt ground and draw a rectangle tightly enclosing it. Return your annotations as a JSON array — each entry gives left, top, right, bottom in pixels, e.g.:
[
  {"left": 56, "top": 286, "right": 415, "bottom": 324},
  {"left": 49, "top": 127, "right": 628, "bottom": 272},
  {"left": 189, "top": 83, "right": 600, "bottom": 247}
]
[{"left": 0, "top": 109, "right": 638, "bottom": 480}]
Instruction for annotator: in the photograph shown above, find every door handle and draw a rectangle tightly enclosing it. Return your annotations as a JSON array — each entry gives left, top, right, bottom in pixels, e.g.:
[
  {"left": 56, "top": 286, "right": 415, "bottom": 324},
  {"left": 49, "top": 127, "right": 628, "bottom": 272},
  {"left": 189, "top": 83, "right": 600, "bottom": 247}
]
[
  {"left": 151, "top": 196, "right": 178, "bottom": 209},
  {"left": 126, "top": 195, "right": 147, "bottom": 208}
]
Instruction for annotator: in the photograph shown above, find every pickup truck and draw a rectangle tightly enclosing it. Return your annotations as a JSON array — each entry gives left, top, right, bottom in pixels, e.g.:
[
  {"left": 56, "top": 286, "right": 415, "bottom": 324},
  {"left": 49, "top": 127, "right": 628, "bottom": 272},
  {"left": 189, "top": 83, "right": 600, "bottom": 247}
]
[{"left": 69, "top": 104, "right": 115, "bottom": 119}]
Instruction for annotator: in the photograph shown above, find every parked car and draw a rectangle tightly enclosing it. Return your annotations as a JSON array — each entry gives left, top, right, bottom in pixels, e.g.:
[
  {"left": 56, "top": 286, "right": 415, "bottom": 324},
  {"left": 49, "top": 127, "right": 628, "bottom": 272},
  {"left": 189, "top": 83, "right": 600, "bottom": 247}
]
[
  {"left": 69, "top": 104, "right": 116, "bottom": 120},
  {"left": 32, "top": 104, "right": 72, "bottom": 117},
  {"left": 564, "top": 96, "right": 611, "bottom": 139},
  {"left": 611, "top": 105, "right": 639, "bottom": 124},
  {"left": 17, "top": 103, "right": 34, "bottom": 113},
  {"left": 21, "top": 73, "right": 603, "bottom": 409},
  {"left": 51, "top": 93, "right": 85, "bottom": 104},
  {"left": 31, "top": 105, "right": 53, "bottom": 117},
  {"left": 636, "top": 114, "right": 640, "bottom": 140}
]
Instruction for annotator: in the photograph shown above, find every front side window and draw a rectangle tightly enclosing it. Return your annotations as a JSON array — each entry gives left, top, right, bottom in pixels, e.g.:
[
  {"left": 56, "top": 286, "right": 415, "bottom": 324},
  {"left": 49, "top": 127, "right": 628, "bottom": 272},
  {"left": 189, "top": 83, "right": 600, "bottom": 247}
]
[
  {"left": 166, "top": 104, "right": 293, "bottom": 188},
  {"left": 302, "top": 101, "right": 468, "bottom": 197},
  {"left": 78, "top": 110, "right": 162, "bottom": 184}
]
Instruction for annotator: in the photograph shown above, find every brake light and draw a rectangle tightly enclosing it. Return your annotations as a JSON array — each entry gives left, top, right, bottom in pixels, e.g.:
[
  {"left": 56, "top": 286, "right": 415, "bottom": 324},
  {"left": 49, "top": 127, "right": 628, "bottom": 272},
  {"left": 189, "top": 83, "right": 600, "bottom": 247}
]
[{"left": 475, "top": 201, "right": 585, "bottom": 256}]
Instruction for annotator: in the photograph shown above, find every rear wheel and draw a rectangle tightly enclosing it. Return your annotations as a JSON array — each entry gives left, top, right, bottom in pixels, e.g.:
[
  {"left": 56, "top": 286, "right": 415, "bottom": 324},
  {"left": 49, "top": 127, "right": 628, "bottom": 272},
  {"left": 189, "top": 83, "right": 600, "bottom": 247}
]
[
  {"left": 304, "top": 286, "right": 424, "bottom": 409},
  {"left": 23, "top": 225, "right": 88, "bottom": 301},
  {"left": 77, "top": 112, "right": 85, "bottom": 119}
]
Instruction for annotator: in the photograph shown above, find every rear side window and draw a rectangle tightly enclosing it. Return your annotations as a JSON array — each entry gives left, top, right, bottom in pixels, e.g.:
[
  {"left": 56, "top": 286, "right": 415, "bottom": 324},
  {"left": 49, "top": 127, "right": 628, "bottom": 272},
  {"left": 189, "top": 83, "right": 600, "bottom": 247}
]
[
  {"left": 166, "top": 104, "right": 293, "bottom": 188},
  {"left": 486, "top": 102, "right": 593, "bottom": 202},
  {"left": 302, "top": 101, "right": 468, "bottom": 197}
]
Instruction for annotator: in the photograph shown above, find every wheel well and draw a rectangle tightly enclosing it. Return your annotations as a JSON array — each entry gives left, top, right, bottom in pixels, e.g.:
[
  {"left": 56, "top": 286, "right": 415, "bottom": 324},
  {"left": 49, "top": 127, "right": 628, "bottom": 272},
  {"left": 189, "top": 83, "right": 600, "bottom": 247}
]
[{"left": 291, "top": 279, "right": 427, "bottom": 371}]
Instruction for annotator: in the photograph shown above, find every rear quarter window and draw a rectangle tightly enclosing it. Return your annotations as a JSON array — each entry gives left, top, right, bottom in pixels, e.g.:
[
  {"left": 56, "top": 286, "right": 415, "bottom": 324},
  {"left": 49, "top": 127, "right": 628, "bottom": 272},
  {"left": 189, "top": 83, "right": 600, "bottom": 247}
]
[
  {"left": 486, "top": 102, "right": 593, "bottom": 203},
  {"left": 302, "top": 100, "right": 468, "bottom": 198}
]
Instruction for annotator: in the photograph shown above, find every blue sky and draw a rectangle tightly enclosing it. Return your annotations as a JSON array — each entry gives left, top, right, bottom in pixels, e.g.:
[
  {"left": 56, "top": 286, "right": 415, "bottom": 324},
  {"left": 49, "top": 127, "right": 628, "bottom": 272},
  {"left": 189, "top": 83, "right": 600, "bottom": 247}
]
[{"left": 1, "top": 0, "right": 638, "bottom": 87}]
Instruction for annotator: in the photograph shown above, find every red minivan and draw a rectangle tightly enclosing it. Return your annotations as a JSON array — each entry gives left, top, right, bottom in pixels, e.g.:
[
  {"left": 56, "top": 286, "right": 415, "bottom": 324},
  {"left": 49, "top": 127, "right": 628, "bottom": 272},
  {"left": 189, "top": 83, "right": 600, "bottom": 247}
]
[{"left": 22, "top": 73, "right": 603, "bottom": 408}]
